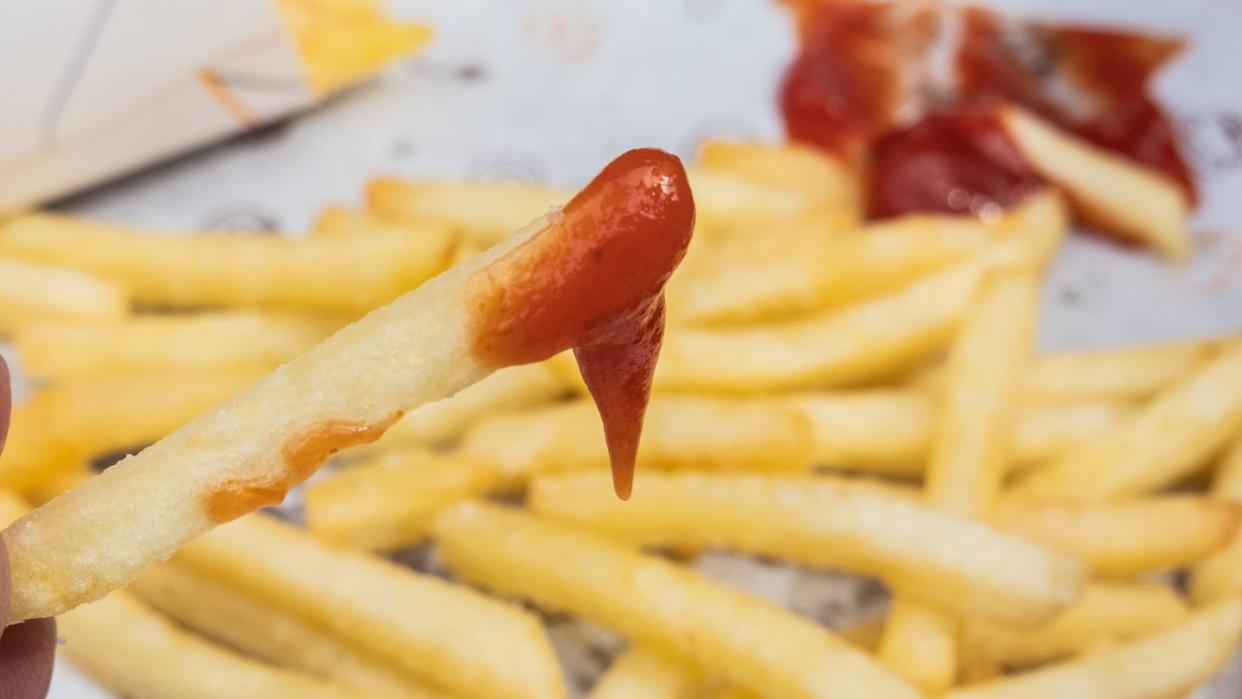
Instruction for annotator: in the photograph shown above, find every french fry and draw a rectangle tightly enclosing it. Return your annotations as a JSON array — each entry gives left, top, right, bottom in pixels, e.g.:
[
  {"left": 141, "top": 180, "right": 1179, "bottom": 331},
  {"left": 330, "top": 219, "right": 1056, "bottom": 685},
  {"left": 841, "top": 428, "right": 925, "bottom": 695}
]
[
  {"left": 60, "top": 591, "right": 364, "bottom": 699},
  {"left": 1192, "top": 437, "right": 1242, "bottom": 603},
  {"left": 277, "top": 0, "right": 432, "bottom": 94},
  {"left": 0, "top": 366, "right": 265, "bottom": 491},
  {"left": 2, "top": 147, "right": 697, "bottom": 621},
  {"left": 175, "top": 514, "right": 564, "bottom": 699},
  {"left": 881, "top": 270, "right": 1038, "bottom": 692},
  {"left": 528, "top": 473, "right": 1086, "bottom": 625},
  {"left": 0, "top": 213, "right": 456, "bottom": 313},
  {"left": 367, "top": 178, "right": 569, "bottom": 245},
  {"left": 0, "top": 257, "right": 129, "bottom": 335},
  {"left": 999, "top": 106, "right": 1190, "bottom": 259},
  {"left": 666, "top": 213, "right": 996, "bottom": 326},
  {"left": 696, "top": 139, "right": 857, "bottom": 208},
  {"left": 944, "top": 599, "right": 1242, "bottom": 699},
  {"left": 786, "top": 391, "right": 1128, "bottom": 475},
  {"left": 588, "top": 646, "right": 702, "bottom": 699},
  {"left": 436, "top": 501, "right": 921, "bottom": 699},
  {"left": 914, "top": 340, "right": 1217, "bottom": 404},
  {"left": 925, "top": 270, "right": 1038, "bottom": 518},
  {"left": 312, "top": 205, "right": 456, "bottom": 240},
  {"left": 1015, "top": 344, "right": 1242, "bottom": 500},
  {"left": 877, "top": 599, "right": 958, "bottom": 693},
  {"left": 461, "top": 397, "right": 813, "bottom": 486},
  {"left": 342, "top": 362, "right": 568, "bottom": 459},
  {"left": 15, "top": 311, "right": 339, "bottom": 381},
  {"left": 963, "top": 582, "right": 1188, "bottom": 667},
  {"left": 995, "top": 496, "right": 1240, "bottom": 577},
  {"left": 305, "top": 448, "right": 498, "bottom": 551},
  {"left": 837, "top": 619, "right": 885, "bottom": 652},
  {"left": 653, "top": 193, "right": 1065, "bottom": 393},
  {"left": 130, "top": 561, "right": 449, "bottom": 698},
  {"left": 685, "top": 169, "right": 825, "bottom": 234},
  {"left": 0, "top": 489, "right": 29, "bottom": 526},
  {"left": 1021, "top": 340, "right": 1220, "bottom": 402}
]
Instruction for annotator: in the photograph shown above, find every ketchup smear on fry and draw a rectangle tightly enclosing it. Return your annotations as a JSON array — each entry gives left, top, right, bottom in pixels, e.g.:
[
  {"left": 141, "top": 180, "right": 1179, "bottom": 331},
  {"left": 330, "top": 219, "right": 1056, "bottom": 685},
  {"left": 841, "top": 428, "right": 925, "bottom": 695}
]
[
  {"left": 779, "top": 0, "right": 1195, "bottom": 233},
  {"left": 466, "top": 149, "right": 695, "bottom": 498}
]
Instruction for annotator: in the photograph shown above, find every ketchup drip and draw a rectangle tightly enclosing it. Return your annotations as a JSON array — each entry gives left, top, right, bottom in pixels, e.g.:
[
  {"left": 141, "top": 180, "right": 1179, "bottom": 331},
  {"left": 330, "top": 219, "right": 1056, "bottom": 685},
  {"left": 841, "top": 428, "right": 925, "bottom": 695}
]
[{"left": 467, "top": 149, "right": 695, "bottom": 498}]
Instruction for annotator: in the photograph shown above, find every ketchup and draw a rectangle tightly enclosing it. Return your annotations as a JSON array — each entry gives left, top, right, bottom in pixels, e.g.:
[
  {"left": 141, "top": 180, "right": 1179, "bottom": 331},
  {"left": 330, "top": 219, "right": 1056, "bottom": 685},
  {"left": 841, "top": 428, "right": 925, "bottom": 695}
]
[
  {"left": 868, "top": 110, "right": 1044, "bottom": 219},
  {"left": 467, "top": 149, "right": 696, "bottom": 498},
  {"left": 779, "top": 0, "right": 1196, "bottom": 230}
]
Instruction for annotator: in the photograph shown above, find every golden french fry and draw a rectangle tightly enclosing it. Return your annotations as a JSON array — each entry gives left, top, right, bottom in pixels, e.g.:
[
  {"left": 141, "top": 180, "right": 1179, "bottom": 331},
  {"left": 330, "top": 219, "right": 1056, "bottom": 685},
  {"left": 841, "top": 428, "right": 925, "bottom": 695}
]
[
  {"left": 0, "top": 213, "right": 455, "bottom": 313},
  {"left": 589, "top": 647, "right": 702, "bottom": 699},
  {"left": 786, "top": 391, "right": 1128, "bottom": 475},
  {"left": 995, "top": 496, "right": 1240, "bottom": 577},
  {"left": 1015, "top": 345, "right": 1242, "bottom": 500},
  {"left": 666, "top": 212, "right": 996, "bottom": 326},
  {"left": 25, "top": 463, "right": 92, "bottom": 506},
  {"left": 61, "top": 591, "right": 364, "bottom": 699},
  {"left": 461, "top": 397, "right": 813, "bottom": 486},
  {"left": 1021, "top": 340, "right": 1220, "bottom": 402},
  {"left": 130, "top": 561, "right": 448, "bottom": 698},
  {"left": 528, "top": 472, "right": 1086, "bottom": 625},
  {"left": 944, "top": 599, "right": 1242, "bottom": 699},
  {"left": 963, "top": 582, "right": 1188, "bottom": 667},
  {"left": 654, "top": 194, "right": 1065, "bottom": 393},
  {"left": 0, "top": 257, "right": 128, "bottom": 336},
  {"left": 696, "top": 139, "right": 856, "bottom": 208},
  {"left": 312, "top": 206, "right": 456, "bottom": 240},
  {"left": 436, "top": 501, "right": 921, "bottom": 699},
  {"left": 15, "top": 311, "right": 339, "bottom": 381},
  {"left": 176, "top": 515, "right": 564, "bottom": 699},
  {"left": 999, "top": 106, "right": 1190, "bottom": 259},
  {"left": 343, "top": 362, "right": 567, "bottom": 458},
  {"left": 367, "top": 178, "right": 569, "bottom": 245},
  {"left": 686, "top": 168, "right": 825, "bottom": 234},
  {"left": 877, "top": 599, "right": 958, "bottom": 693},
  {"left": 914, "top": 340, "right": 1214, "bottom": 403},
  {"left": 1191, "top": 437, "right": 1242, "bottom": 603},
  {"left": 305, "top": 448, "right": 497, "bottom": 551},
  {"left": 882, "top": 270, "right": 1038, "bottom": 692},
  {"left": 926, "top": 270, "right": 1038, "bottom": 518},
  {"left": 3, "top": 143, "right": 698, "bottom": 624},
  {"left": 277, "top": 0, "right": 432, "bottom": 94},
  {"left": 0, "top": 367, "right": 265, "bottom": 491}
]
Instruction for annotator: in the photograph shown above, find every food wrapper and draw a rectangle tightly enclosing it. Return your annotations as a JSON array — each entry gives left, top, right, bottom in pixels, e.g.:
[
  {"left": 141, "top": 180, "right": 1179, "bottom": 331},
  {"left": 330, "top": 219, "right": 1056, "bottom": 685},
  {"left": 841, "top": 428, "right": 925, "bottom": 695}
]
[{"left": 0, "top": 0, "right": 429, "bottom": 213}]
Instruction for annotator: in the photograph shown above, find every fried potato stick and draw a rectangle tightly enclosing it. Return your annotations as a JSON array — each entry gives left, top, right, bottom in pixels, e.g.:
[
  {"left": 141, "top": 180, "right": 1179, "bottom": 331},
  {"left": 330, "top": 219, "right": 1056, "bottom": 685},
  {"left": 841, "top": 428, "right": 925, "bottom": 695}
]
[
  {"left": 588, "top": 646, "right": 702, "bottom": 699},
  {"left": 131, "top": 561, "right": 450, "bottom": 697},
  {"left": 529, "top": 472, "right": 1085, "bottom": 625},
  {"left": 176, "top": 515, "right": 560, "bottom": 699},
  {"left": 2, "top": 148, "right": 695, "bottom": 621},
  {"left": 1015, "top": 344, "right": 1242, "bottom": 500},
  {"left": 15, "top": 311, "right": 339, "bottom": 381},
  {"left": 944, "top": 599, "right": 1242, "bottom": 699},
  {"left": 305, "top": 448, "right": 498, "bottom": 551},
  {"left": 437, "top": 501, "right": 921, "bottom": 699},
  {"left": 0, "top": 213, "right": 455, "bottom": 314},
  {"left": 0, "top": 257, "right": 128, "bottom": 336}
]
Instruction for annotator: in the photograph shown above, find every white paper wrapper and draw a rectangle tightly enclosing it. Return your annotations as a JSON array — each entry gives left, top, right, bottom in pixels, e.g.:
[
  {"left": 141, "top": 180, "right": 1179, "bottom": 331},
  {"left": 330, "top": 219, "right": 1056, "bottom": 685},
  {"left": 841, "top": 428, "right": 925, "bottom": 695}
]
[
  {"left": 0, "top": 0, "right": 311, "bottom": 213},
  {"left": 10, "top": 0, "right": 1240, "bottom": 696}
]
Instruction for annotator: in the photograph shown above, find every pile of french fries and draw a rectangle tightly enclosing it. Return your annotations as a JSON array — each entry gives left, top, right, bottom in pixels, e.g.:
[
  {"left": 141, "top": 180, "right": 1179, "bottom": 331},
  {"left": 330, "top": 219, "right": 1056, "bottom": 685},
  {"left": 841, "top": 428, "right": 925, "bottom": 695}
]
[{"left": 1, "top": 128, "right": 1241, "bottom": 699}]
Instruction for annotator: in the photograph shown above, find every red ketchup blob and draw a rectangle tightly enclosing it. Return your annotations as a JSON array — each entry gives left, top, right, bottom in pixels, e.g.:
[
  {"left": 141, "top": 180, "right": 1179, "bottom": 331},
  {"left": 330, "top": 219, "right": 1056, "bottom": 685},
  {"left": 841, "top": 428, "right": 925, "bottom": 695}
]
[
  {"left": 779, "top": 0, "right": 1196, "bottom": 232},
  {"left": 867, "top": 110, "right": 1044, "bottom": 219},
  {"left": 466, "top": 148, "right": 696, "bottom": 498}
]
